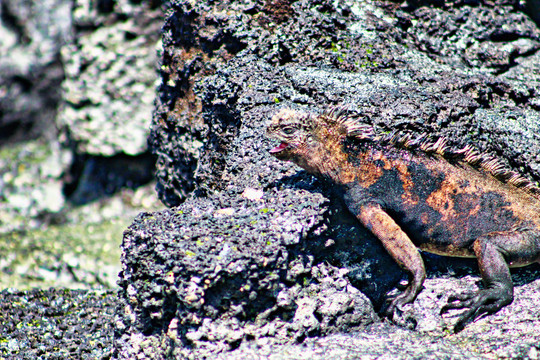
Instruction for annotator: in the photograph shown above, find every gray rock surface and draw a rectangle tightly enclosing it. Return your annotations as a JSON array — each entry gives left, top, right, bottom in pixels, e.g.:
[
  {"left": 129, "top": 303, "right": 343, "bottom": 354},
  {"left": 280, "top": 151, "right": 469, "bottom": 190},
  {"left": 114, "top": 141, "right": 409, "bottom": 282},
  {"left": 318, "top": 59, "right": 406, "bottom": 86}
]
[
  {"left": 221, "top": 273, "right": 540, "bottom": 360},
  {"left": 149, "top": 0, "right": 540, "bottom": 207},
  {"left": 0, "top": 0, "right": 164, "bottom": 228},
  {"left": 0, "top": 0, "right": 71, "bottom": 142},
  {"left": 0, "top": 141, "right": 71, "bottom": 234},
  {"left": 58, "top": 0, "right": 163, "bottom": 156},
  {"left": 117, "top": 0, "right": 540, "bottom": 359},
  {"left": 115, "top": 191, "right": 380, "bottom": 358},
  {"left": 0, "top": 289, "right": 117, "bottom": 359},
  {"left": 57, "top": 0, "right": 164, "bottom": 204}
]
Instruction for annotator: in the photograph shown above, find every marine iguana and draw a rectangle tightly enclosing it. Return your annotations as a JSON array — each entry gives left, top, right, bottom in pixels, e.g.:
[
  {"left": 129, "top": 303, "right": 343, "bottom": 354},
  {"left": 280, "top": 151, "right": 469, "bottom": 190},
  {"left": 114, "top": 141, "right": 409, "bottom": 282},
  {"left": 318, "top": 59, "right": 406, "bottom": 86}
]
[{"left": 266, "top": 107, "right": 540, "bottom": 332}]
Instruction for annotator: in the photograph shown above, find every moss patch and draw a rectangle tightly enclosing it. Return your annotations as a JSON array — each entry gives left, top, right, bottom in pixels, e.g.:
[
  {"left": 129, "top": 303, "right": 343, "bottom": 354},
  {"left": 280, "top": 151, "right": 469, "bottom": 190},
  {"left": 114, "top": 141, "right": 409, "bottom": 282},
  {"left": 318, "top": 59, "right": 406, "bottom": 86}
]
[{"left": 0, "top": 218, "right": 126, "bottom": 289}]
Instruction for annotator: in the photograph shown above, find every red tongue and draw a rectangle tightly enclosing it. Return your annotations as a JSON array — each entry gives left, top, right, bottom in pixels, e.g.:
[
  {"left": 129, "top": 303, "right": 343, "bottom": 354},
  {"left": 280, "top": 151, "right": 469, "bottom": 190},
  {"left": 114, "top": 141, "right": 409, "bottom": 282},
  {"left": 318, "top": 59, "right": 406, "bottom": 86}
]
[{"left": 270, "top": 142, "right": 288, "bottom": 153}]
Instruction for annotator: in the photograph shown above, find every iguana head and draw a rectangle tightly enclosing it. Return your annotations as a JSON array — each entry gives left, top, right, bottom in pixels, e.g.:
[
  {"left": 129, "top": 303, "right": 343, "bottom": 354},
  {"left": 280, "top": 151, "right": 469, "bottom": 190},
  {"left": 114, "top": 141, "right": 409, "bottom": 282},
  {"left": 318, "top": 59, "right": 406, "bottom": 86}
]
[
  {"left": 266, "top": 109, "right": 318, "bottom": 163},
  {"left": 266, "top": 107, "right": 372, "bottom": 182}
]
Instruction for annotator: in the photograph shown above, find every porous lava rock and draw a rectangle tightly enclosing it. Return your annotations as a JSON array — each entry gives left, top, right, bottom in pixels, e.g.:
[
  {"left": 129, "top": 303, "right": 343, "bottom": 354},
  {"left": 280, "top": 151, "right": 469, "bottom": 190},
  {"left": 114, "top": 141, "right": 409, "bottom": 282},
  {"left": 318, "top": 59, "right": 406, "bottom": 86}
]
[
  {"left": 0, "top": 289, "right": 117, "bottom": 359},
  {"left": 117, "top": 0, "right": 540, "bottom": 358}
]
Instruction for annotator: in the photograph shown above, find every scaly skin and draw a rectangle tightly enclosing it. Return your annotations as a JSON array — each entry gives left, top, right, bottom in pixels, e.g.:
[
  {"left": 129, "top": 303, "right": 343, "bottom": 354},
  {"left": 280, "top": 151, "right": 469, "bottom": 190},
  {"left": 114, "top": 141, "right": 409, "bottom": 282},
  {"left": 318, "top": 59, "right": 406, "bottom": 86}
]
[{"left": 267, "top": 108, "right": 540, "bottom": 332}]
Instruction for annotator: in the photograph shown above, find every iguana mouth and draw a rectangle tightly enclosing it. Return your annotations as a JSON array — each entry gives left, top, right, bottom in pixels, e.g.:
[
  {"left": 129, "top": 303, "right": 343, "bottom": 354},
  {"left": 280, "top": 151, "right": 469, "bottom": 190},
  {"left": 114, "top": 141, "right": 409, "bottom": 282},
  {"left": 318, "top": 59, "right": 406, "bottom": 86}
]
[{"left": 270, "top": 142, "right": 289, "bottom": 153}]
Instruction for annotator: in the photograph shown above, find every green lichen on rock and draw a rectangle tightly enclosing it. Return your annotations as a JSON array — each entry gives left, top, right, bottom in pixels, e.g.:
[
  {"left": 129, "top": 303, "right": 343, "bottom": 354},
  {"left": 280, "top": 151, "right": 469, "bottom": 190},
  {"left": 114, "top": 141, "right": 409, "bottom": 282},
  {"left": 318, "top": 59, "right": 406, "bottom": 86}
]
[{"left": 0, "top": 218, "right": 125, "bottom": 289}]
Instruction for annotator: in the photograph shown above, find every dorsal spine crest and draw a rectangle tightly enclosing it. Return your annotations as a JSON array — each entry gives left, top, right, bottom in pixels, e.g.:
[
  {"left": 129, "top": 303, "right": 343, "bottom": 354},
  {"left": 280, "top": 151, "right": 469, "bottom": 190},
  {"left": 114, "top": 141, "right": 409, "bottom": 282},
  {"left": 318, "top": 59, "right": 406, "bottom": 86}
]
[{"left": 317, "top": 107, "right": 540, "bottom": 200}]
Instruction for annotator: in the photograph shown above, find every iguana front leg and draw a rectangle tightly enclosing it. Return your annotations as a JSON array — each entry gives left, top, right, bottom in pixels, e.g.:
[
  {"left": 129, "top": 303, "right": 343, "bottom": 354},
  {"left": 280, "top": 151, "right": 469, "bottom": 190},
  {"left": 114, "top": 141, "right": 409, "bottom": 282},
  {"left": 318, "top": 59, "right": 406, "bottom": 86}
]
[{"left": 351, "top": 202, "right": 426, "bottom": 318}]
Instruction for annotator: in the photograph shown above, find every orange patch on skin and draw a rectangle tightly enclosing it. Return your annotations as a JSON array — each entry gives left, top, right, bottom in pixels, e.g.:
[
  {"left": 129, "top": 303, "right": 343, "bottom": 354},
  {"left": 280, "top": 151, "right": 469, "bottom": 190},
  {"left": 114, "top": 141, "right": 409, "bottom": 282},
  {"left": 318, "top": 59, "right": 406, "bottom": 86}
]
[
  {"left": 355, "top": 161, "right": 383, "bottom": 187},
  {"left": 426, "top": 178, "right": 461, "bottom": 222},
  {"left": 468, "top": 203, "right": 481, "bottom": 217},
  {"left": 351, "top": 151, "right": 419, "bottom": 204},
  {"left": 396, "top": 160, "right": 419, "bottom": 206},
  {"left": 347, "top": 150, "right": 384, "bottom": 188},
  {"left": 330, "top": 160, "right": 357, "bottom": 184},
  {"left": 372, "top": 153, "right": 418, "bottom": 206},
  {"left": 382, "top": 156, "right": 393, "bottom": 170},
  {"left": 502, "top": 190, "right": 540, "bottom": 229},
  {"left": 421, "top": 212, "right": 430, "bottom": 224},
  {"left": 318, "top": 126, "right": 357, "bottom": 183}
]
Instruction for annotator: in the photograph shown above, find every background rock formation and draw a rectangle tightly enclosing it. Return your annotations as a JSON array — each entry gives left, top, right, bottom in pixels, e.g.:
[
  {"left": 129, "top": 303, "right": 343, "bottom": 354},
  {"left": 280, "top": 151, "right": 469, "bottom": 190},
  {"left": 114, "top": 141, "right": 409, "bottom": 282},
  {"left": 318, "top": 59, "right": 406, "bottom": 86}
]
[
  {"left": 0, "top": 0, "right": 163, "bottom": 293},
  {"left": 0, "top": 1, "right": 164, "bottom": 356},
  {"left": 0, "top": 0, "right": 162, "bottom": 228}
]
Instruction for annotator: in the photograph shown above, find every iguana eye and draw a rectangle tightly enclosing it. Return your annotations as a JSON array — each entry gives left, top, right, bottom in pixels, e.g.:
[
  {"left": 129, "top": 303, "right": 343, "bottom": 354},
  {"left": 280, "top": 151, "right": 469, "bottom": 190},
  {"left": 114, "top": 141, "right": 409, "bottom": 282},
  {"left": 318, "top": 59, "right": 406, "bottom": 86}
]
[{"left": 282, "top": 126, "right": 295, "bottom": 135}]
